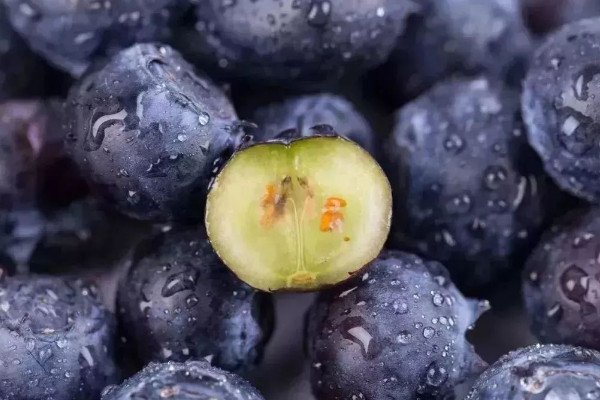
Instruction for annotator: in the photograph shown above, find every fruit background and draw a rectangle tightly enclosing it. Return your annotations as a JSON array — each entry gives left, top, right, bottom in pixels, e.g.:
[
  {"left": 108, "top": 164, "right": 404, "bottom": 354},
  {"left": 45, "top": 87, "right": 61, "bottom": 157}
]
[{"left": 3, "top": 0, "right": 600, "bottom": 399}]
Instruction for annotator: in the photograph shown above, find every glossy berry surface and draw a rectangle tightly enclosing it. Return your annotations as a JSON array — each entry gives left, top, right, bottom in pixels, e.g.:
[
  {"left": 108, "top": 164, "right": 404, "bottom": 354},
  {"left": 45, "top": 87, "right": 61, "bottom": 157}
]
[
  {"left": 523, "top": 18, "right": 600, "bottom": 203},
  {"left": 377, "top": 0, "right": 531, "bottom": 103},
  {"left": 306, "top": 250, "right": 487, "bottom": 400},
  {"left": 117, "top": 227, "right": 273, "bottom": 372},
  {"left": 523, "top": 208, "right": 600, "bottom": 350},
  {"left": 65, "top": 43, "right": 239, "bottom": 221},
  {"left": 249, "top": 94, "right": 376, "bottom": 155},
  {"left": 102, "top": 361, "right": 265, "bottom": 400},
  {"left": 466, "top": 345, "right": 600, "bottom": 400},
  {"left": 2, "top": 0, "right": 188, "bottom": 76},
  {"left": 0, "top": 275, "right": 118, "bottom": 400},
  {"left": 384, "top": 77, "right": 559, "bottom": 290},
  {"left": 176, "top": 0, "right": 412, "bottom": 86}
]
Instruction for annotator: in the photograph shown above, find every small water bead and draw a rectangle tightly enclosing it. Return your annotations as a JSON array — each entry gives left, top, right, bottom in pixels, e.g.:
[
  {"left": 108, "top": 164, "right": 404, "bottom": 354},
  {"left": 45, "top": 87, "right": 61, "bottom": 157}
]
[
  {"left": 425, "top": 363, "right": 448, "bottom": 387},
  {"left": 483, "top": 166, "right": 508, "bottom": 190},
  {"left": 198, "top": 112, "right": 210, "bottom": 126},
  {"left": 423, "top": 327, "right": 435, "bottom": 339},
  {"left": 396, "top": 331, "right": 412, "bottom": 344},
  {"left": 432, "top": 292, "right": 444, "bottom": 307},
  {"left": 443, "top": 134, "right": 465, "bottom": 154}
]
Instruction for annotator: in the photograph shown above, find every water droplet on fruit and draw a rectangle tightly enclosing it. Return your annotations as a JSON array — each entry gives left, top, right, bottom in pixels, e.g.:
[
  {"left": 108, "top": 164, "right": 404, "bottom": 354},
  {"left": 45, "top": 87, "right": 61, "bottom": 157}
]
[
  {"left": 393, "top": 300, "right": 408, "bottom": 314},
  {"left": 396, "top": 331, "right": 412, "bottom": 344},
  {"left": 340, "top": 317, "right": 378, "bottom": 359},
  {"left": 198, "top": 112, "right": 210, "bottom": 126},
  {"left": 547, "top": 303, "right": 563, "bottom": 322},
  {"left": 307, "top": 0, "right": 331, "bottom": 27},
  {"left": 185, "top": 294, "right": 199, "bottom": 309},
  {"left": 86, "top": 109, "right": 128, "bottom": 151},
  {"left": 572, "top": 232, "right": 594, "bottom": 248},
  {"left": 469, "top": 218, "right": 487, "bottom": 236},
  {"left": 425, "top": 363, "right": 448, "bottom": 387},
  {"left": 483, "top": 166, "right": 508, "bottom": 190},
  {"left": 446, "top": 194, "right": 471, "bottom": 214},
  {"left": 423, "top": 327, "right": 435, "bottom": 339},
  {"left": 161, "top": 269, "right": 199, "bottom": 297},
  {"left": 38, "top": 347, "right": 53, "bottom": 364},
  {"left": 432, "top": 292, "right": 444, "bottom": 307},
  {"left": 560, "top": 265, "right": 589, "bottom": 303},
  {"left": 443, "top": 134, "right": 465, "bottom": 154},
  {"left": 79, "top": 346, "right": 95, "bottom": 367}
]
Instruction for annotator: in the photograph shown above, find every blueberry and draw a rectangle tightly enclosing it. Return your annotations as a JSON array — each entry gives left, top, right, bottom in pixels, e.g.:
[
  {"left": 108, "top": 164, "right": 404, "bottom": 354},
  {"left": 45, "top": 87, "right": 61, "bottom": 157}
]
[
  {"left": 2, "top": 0, "right": 189, "bottom": 76},
  {"left": 0, "top": 274, "right": 118, "bottom": 399},
  {"left": 249, "top": 94, "right": 376, "bottom": 155},
  {"left": 65, "top": 43, "right": 240, "bottom": 221},
  {"left": 102, "top": 360, "right": 264, "bottom": 400},
  {"left": 306, "top": 250, "right": 488, "bottom": 400},
  {"left": 117, "top": 227, "right": 273, "bottom": 372},
  {"left": 375, "top": 0, "right": 531, "bottom": 103},
  {"left": 523, "top": 18, "right": 600, "bottom": 203},
  {"left": 466, "top": 344, "right": 600, "bottom": 400},
  {"left": 522, "top": 207, "right": 600, "bottom": 349},
  {"left": 176, "top": 0, "right": 412, "bottom": 86},
  {"left": 383, "top": 76, "right": 560, "bottom": 290},
  {"left": 0, "top": 5, "right": 48, "bottom": 99},
  {"left": 522, "top": 0, "right": 600, "bottom": 35}
]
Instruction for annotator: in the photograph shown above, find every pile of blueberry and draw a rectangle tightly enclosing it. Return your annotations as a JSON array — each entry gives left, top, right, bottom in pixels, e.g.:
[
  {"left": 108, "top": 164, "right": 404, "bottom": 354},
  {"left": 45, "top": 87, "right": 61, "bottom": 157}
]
[{"left": 3, "top": 0, "right": 600, "bottom": 399}]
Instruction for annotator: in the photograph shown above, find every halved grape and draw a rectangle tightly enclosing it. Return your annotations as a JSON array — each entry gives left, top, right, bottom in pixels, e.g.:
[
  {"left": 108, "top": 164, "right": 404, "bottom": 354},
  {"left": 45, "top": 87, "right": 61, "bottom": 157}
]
[{"left": 206, "top": 136, "right": 392, "bottom": 291}]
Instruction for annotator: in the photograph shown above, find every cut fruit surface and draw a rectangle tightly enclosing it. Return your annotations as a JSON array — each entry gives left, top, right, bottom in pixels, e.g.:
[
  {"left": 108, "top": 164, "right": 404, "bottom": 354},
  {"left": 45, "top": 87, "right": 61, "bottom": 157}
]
[{"left": 205, "top": 136, "right": 392, "bottom": 291}]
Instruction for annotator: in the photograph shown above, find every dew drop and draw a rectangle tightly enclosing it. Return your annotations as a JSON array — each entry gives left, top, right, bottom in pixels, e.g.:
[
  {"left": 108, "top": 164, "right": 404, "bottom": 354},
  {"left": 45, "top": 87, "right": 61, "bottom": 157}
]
[
  {"left": 198, "top": 112, "right": 210, "bottom": 126},
  {"left": 423, "top": 327, "right": 435, "bottom": 339},
  {"left": 396, "top": 331, "right": 412, "bottom": 344}
]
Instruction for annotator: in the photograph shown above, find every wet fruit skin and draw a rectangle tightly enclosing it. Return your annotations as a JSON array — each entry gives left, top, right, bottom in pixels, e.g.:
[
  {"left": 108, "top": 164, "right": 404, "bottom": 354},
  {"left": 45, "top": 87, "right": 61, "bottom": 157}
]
[
  {"left": 375, "top": 0, "right": 531, "bottom": 104},
  {"left": 249, "top": 94, "right": 376, "bottom": 156},
  {"left": 101, "top": 361, "right": 265, "bottom": 400},
  {"left": 384, "top": 76, "right": 560, "bottom": 290},
  {"left": 2, "top": 0, "right": 189, "bottom": 76},
  {"left": 117, "top": 227, "right": 274, "bottom": 373},
  {"left": 65, "top": 43, "right": 239, "bottom": 222},
  {"left": 522, "top": 0, "right": 600, "bottom": 35},
  {"left": 522, "top": 18, "right": 600, "bottom": 203},
  {"left": 466, "top": 344, "right": 600, "bottom": 400},
  {"left": 306, "top": 250, "right": 488, "bottom": 400},
  {"left": 176, "top": 0, "right": 412, "bottom": 86},
  {"left": 522, "top": 208, "right": 600, "bottom": 349},
  {"left": 0, "top": 274, "right": 119, "bottom": 400},
  {"left": 0, "top": 6, "right": 48, "bottom": 99}
]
